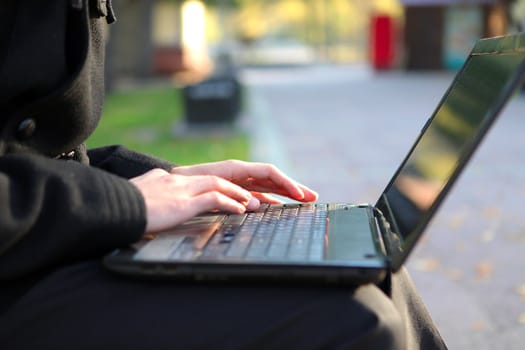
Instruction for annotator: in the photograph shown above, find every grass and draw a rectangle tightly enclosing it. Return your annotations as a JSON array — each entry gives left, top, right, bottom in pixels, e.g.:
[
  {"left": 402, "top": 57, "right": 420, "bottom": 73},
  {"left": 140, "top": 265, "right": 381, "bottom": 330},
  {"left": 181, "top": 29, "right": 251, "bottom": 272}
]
[{"left": 86, "top": 86, "right": 249, "bottom": 165}]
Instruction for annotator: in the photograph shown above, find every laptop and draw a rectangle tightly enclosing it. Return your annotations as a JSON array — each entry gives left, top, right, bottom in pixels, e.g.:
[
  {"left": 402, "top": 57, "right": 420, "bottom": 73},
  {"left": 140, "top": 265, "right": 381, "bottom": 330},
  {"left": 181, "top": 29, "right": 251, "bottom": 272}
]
[{"left": 104, "top": 33, "right": 525, "bottom": 285}]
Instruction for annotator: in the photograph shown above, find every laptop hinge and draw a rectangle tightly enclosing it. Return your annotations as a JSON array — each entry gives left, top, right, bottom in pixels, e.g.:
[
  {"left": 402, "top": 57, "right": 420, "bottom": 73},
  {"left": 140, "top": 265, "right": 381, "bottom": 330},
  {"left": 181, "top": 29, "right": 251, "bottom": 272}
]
[{"left": 373, "top": 207, "right": 402, "bottom": 261}]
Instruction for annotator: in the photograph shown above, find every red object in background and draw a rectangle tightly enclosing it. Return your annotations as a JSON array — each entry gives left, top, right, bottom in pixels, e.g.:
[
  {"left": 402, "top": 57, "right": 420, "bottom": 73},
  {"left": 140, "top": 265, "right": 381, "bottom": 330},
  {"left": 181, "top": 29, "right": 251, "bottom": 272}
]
[
  {"left": 370, "top": 15, "right": 396, "bottom": 70},
  {"left": 153, "top": 46, "right": 186, "bottom": 75}
]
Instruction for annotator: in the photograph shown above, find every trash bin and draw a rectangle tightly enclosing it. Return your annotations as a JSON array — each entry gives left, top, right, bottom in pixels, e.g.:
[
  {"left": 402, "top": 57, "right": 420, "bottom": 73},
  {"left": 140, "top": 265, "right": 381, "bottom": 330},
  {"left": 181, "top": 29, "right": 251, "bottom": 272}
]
[
  {"left": 370, "top": 15, "right": 396, "bottom": 70},
  {"left": 182, "top": 74, "right": 242, "bottom": 125}
]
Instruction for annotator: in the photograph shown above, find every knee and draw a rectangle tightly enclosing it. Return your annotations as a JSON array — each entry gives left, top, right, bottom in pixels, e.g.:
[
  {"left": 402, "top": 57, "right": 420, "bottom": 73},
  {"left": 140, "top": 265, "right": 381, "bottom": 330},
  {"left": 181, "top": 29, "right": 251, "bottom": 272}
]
[
  {"left": 348, "top": 285, "right": 406, "bottom": 350},
  {"left": 364, "top": 303, "right": 405, "bottom": 350}
]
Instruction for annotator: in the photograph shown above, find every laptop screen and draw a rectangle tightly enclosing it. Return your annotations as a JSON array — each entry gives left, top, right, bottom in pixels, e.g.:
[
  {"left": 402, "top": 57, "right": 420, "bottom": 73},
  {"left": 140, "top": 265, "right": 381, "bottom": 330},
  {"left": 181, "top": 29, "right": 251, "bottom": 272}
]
[{"left": 375, "top": 33, "right": 525, "bottom": 270}]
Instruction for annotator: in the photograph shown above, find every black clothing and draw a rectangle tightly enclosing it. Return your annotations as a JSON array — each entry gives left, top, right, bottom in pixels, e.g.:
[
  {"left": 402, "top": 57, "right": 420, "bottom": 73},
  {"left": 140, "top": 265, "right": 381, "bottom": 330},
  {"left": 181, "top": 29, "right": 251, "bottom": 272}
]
[
  {"left": 0, "top": 262, "right": 446, "bottom": 350},
  {"left": 0, "top": 1, "right": 447, "bottom": 349},
  {"left": 1, "top": 0, "right": 103, "bottom": 157},
  {"left": 0, "top": 1, "right": 174, "bottom": 282}
]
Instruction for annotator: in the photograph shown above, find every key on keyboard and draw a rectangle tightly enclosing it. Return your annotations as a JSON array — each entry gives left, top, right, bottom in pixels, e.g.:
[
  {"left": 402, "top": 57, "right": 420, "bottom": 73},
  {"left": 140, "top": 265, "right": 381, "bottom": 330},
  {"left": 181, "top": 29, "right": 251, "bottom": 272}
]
[{"left": 199, "top": 203, "right": 327, "bottom": 262}]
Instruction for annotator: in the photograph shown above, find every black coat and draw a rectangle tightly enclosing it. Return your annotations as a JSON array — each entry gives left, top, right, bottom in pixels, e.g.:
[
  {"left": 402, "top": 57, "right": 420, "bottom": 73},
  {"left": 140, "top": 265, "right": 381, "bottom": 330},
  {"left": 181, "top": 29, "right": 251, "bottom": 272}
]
[{"left": 0, "top": 0, "right": 172, "bottom": 286}]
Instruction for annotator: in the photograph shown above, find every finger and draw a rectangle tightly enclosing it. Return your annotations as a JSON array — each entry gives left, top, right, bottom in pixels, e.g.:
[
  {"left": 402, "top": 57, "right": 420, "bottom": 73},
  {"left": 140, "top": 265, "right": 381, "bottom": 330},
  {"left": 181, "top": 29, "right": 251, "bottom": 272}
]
[
  {"left": 251, "top": 192, "right": 284, "bottom": 204},
  {"left": 246, "top": 196, "right": 261, "bottom": 211},
  {"left": 191, "top": 191, "right": 247, "bottom": 214},
  {"left": 183, "top": 175, "right": 253, "bottom": 206},
  {"left": 244, "top": 182, "right": 292, "bottom": 197},
  {"left": 173, "top": 160, "right": 303, "bottom": 196},
  {"left": 297, "top": 184, "right": 319, "bottom": 202},
  {"left": 144, "top": 195, "right": 245, "bottom": 234},
  {"left": 173, "top": 161, "right": 315, "bottom": 201},
  {"left": 248, "top": 179, "right": 318, "bottom": 202},
  {"left": 237, "top": 177, "right": 314, "bottom": 201},
  {"left": 216, "top": 167, "right": 303, "bottom": 201},
  {"left": 240, "top": 163, "right": 306, "bottom": 200}
]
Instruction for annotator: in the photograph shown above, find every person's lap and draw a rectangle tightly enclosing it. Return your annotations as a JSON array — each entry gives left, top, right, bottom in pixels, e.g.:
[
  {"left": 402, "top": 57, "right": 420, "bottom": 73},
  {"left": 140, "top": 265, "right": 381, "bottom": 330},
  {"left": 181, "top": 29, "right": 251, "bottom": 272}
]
[{"left": 0, "top": 261, "right": 444, "bottom": 350}]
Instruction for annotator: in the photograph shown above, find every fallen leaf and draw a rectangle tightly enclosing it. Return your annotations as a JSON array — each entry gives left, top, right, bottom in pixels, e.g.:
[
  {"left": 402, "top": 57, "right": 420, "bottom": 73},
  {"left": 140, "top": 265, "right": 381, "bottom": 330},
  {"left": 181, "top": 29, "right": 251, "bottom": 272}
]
[
  {"left": 506, "top": 230, "right": 525, "bottom": 243},
  {"left": 413, "top": 258, "right": 440, "bottom": 272},
  {"left": 480, "top": 230, "right": 496, "bottom": 243},
  {"left": 446, "top": 269, "right": 464, "bottom": 281},
  {"left": 475, "top": 261, "right": 494, "bottom": 281},
  {"left": 516, "top": 284, "right": 525, "bottom": 300},
  {"left": 470, "top": 321, "right": 487, "bottom": 331},
  {"left": 482, "top": 207, "right": 500, "bottom": 219},
  {"left": 143, "top": 233, "right": 155, "bottom": 240},
  {"left": 455, "top": 242, "right": 466, "bottom": 253},
  {"left": 519, "top": 314, "right": 525, "bottom": 324},
  {"left": 448, "top": 215, "right": 466, "bottom": 229}
]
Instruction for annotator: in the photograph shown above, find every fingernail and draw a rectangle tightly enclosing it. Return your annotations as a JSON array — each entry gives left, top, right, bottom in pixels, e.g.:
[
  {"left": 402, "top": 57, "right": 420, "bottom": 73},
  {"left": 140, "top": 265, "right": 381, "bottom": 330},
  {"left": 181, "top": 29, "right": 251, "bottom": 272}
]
[{"left": 246, "top": 197, "right": 260, "bottom": 211}]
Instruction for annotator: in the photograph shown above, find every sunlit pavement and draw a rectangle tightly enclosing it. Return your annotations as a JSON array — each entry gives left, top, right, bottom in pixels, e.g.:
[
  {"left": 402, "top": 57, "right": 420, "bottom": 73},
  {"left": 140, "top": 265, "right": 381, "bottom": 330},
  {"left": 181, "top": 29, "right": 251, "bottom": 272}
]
[{"left": 241, "top": 64, "right": 525, "bottom": 350}]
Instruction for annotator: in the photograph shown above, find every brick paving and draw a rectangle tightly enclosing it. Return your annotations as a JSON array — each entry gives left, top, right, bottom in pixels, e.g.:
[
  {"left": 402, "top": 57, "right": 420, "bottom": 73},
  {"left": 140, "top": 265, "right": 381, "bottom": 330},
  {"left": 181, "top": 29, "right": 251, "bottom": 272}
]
[{"left": 241, "top": 65, "right": 525, "bottom": 349}]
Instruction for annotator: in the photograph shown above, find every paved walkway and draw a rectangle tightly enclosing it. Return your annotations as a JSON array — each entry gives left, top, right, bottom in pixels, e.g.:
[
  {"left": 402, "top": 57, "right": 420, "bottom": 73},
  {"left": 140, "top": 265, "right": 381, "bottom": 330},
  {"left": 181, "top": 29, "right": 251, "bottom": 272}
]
[{"left": 240, "top": 64, "right": 525, "bottom": 350}]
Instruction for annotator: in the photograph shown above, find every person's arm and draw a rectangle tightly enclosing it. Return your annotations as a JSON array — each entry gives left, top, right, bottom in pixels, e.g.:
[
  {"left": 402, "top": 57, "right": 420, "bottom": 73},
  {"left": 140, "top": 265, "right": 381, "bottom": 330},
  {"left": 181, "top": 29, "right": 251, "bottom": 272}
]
[
  {"left": 88, "top": 145, "right": 174, "bottom": 179},
  {"left": 0, "top": 153, "right": 318, "bottom": 279},
  {"left": 0, "top": 153, "right": 146, "bottom": 280}
]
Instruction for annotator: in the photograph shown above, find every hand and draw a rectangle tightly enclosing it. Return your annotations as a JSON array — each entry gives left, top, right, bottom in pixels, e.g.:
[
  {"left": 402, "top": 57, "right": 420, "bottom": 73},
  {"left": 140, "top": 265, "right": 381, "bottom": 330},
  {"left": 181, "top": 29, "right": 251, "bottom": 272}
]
[
  {"left": 130, "top": 168, "right": 261, "bottom": 233},
  {"left": 170, "top": 160, "right": 318, "bottom": 204}
]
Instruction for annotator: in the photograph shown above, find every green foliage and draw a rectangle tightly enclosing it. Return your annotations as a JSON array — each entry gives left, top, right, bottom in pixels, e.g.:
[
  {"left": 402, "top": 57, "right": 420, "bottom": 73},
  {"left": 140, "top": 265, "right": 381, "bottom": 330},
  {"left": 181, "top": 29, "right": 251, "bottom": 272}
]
[
  {"left": 202, "top": 0, "right": 242, "bottom": 7},
  {"left": 164, "top": 0, "right": 242, "bottom": 8},
  {"left": 86, "top": 87, "right": 249, "bottom": 165}
]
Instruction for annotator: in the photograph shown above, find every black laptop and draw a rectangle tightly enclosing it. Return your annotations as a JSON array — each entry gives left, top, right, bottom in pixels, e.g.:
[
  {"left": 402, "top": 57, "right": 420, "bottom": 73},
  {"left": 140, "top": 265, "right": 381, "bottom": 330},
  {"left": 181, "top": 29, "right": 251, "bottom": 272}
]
[{"left": 104, "top": 33, "right": 525, "bottom": 285}]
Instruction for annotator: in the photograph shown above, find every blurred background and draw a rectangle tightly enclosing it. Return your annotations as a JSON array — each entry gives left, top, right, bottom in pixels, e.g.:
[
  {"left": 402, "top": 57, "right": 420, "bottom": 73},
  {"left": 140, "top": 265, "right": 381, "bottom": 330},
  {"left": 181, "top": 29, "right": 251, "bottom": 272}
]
[
  {"left": 104, "top": 0, "right": 517, "bottom": 78},
  {"left": 89, "top": 0, "right": 523, "bottom": 163},
  {"left": 87, "top": 1, "right": 525, "bottom": 349}
]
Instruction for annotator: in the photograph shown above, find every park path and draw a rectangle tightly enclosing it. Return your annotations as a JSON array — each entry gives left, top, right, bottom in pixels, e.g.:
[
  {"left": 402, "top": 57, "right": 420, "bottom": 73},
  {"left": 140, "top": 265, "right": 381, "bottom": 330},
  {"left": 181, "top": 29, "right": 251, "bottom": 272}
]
[{"left": 241, "top": 64, "right": 525, "bottom": 350}]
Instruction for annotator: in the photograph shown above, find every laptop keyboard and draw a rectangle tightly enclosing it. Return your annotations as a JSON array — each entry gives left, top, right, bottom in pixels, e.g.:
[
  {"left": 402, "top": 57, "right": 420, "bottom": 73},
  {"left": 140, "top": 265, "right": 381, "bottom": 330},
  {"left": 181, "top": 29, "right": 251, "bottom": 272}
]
[
  {"left": 195, "top": 203, "right": 327, "bottom": 262},
  {"left": 134, "top": 203, "right": 329, "bottom": 262},
  {"left": 199, "top": 203, "right": 327, "bottom": 261}
]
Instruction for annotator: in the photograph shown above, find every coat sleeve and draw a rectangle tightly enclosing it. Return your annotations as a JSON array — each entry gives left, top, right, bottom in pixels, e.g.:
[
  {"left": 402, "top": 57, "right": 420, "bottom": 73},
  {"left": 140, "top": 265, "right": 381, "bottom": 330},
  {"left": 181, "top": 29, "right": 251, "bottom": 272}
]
[
  {"left": 0, "top": 153, "right": 146, "bottom": 280},
  {"left": 88, "top": 145, "right": 176, "bottom": 179}
]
